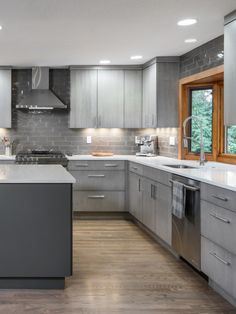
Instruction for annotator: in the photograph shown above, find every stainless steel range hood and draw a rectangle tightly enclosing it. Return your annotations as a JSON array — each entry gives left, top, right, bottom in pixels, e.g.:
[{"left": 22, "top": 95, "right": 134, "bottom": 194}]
[{"left": 16, "top": 67, "right": 67, "bottom": 110}]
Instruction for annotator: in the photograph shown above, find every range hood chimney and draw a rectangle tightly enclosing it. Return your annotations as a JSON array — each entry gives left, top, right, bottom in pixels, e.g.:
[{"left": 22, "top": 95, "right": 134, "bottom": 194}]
[{"left": 16, "top": 67, "right": 67, "bottom": 110}]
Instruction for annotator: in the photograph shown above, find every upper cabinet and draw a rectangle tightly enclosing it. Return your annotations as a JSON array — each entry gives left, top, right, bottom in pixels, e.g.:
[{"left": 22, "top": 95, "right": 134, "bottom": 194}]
[
  {"left": 224, "top": 10, "right": 236, "bottom": 126},
  {"left": 97, "top": 70, "right": 124, "bottom": 128},
  {"left": 124, "top": 70, "right": 142, "bottom": 128},
  {"left": 142, "top": 58, "right": 179, "bottom": 128},
  {"left": 142, "top": 63, "right": 157, "bottom": 128},
  {"left": 0, "top": 69, "right": 11, "bottom": 128},
  {"left": 70, "top": 69, "right": 97, "bottom": 128},
  {"left": 69, "top": 59, "right": 179, "bottom": 129}
]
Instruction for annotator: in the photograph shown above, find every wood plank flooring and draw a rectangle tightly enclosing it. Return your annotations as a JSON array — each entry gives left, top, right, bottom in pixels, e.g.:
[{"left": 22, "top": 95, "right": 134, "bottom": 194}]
[{"left": 0, "top": 219, "right": 235, "bottom": 314}]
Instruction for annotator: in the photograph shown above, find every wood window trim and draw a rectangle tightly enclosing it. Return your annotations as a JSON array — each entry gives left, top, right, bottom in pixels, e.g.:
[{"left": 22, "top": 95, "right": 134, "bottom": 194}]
[{"left": 178, "top": 65, "right": 236, "bottom": 164}]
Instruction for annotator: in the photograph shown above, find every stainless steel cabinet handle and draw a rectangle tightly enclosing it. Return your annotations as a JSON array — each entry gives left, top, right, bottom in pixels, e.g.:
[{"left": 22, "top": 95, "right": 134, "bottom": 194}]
[
  {"left": 88, "top": 195, "right": 105, "bottom": 199},
  {"left": 138, "top": 178, "right": 141, "bottom": 192},
  {"left": 151, "top": 184, "right": 156, "bottom": 199},
  {"left": 104, "top": 164, "right": 118, "bottom": 167},
  {"left": 75, "top": 164, "right": 89, "bottom": 167},
  {"left": 88, "top": 174, "right": 105, "bottom": 178},
  {"left": 212, "top": 194, "right": 228, "bottom": 202},
  {"left": 209, "top": 212, "right": 230, "bottom": 224},
  {"left": 131, "top": 166, "right": 138, "bottom": 170},
  {"left": 209, "top": 252, "right": 231, "bottom": 266}
]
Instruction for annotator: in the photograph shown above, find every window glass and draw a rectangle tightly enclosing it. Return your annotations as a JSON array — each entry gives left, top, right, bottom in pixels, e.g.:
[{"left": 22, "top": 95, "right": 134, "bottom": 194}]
[
  {"left": 226, "top": 126, "right": 236, "bottom": 154},
  {"left": 190, "top": 88, "right": 213, "bottom": 153}
]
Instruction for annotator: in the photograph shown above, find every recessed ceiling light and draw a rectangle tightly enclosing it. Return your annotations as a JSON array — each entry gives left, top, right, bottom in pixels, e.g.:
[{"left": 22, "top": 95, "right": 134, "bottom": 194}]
[
  {"left": 99, "top": 60, "right": 111, "bottom": 64},
  {"left": 130, "top": 55, "right": 143, "bottom": 60},
  {"left": 185, "top": 38, "right": 197, "bottom": 43},
  {"left": 177, "top": 18, "right": 197, "bottom": 26},
  {"left": 0, "top": 25, "right": 3, "bottom": 30}
]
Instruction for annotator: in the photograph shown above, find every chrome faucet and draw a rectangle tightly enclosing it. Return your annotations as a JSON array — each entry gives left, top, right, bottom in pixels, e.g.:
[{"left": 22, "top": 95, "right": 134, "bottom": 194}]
[{"left": 183, "top": 115, "right": 205, "bottom": 166}]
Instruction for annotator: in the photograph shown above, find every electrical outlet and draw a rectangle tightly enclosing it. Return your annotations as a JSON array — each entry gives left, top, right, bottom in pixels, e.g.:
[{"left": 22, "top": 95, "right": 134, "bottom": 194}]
[
  {"left": 169, "top": 136, "right": 176, "bottom": 146},
  {"left": 87, "top": 136, "right": 92, "bottom": 144}
]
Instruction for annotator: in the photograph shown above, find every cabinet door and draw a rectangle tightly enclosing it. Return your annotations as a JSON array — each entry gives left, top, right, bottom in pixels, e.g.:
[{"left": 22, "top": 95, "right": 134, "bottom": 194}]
[
  {"left": 70, "top": 69, "right": 97, "bottom": 128},
  {"left": 142, "top": 64, "right": 157, "bottom": 128},
  {"left": 124, "top": 70, "right": 142, "bottom": 128},
  {"left": 0, "top": 70, "right": 11, "bottom": 128},
  {"left": 98, "top": 70, "right": 124, "bottom": 127},
  {"left": 156, "top": 182, "right": 172, "bottom": 245},
  {"left": 128, "top": 172, "right": 142, "bottom": 221},
  {"left": 224, "top": 18, "right": 236, "bottom": 126},
  {"left": 142, "top": 178, "right": 156, "bottom": 233},
  {"left": 157, "top": 62, "right": 179, "bottom": 127}
]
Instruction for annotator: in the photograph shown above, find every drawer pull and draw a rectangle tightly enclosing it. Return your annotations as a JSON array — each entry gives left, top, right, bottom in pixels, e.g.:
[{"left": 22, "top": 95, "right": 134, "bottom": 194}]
[
  {"left": 88, "top": 195, "right": 105, "bottom": 199},
  {"left": 75, "top": 164, "right": 89, "bottom": 167},
  {"left": 209, "top": 252, "right": 231, "bottom": 266},
  {"left": 104, "top": 164, "right": 118, "bottom": 167},
  {"left": 131, "top": 167, "right": 138, "bottom": 170},
  {"left": 212, "top": 194, "right": 228, "bottom": 202},
  {"left": 209, "top": 212, "right": 231, "bottom": 224},
  {"left": 88, "top": 175, "right": 105, "bottom": 178}
]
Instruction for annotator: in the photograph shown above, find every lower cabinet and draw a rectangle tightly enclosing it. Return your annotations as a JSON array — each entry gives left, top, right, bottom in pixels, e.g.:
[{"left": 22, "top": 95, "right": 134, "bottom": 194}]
[
  {"left": 128, "top": 172, "right": 143, "bottom": 221},
  {"left": 201, "top": 236, "right": 236, "bottom": 299},
  {"left": 73, "top": 191, "right": 125, "bottom": 212},
  {"left": 128, "top": 168, "right": 172, "bottom": 246},
  {"left": 68, "top": 160, "right": 126, "bottom": 212}
]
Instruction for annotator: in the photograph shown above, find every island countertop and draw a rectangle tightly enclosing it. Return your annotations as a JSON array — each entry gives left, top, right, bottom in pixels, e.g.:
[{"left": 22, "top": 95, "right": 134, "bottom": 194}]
[{"left": 0, "top": 165, "right": 76, "bottom": 183}]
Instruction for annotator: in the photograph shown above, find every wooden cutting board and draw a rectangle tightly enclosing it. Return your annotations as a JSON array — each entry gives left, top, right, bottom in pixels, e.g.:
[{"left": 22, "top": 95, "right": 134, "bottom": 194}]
[{"left": 92, "top": 152, "right": 114, "bottom": 157}]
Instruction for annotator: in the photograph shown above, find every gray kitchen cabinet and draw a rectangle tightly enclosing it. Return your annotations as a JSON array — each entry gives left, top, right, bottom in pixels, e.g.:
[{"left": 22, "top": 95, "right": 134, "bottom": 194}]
[
  {"left": 124, "top": 70, "right": 142, "bottom": 128},
  {"left": 156, "top": 62, "right": 179, "bottom": 127},
  {"left": 97, "top": 70, "right": 124, "bottom": 128},
  {"left": 142, "top": 178, "right": 156, "bottom": 233},
  {"left": 0, "top": 69, "right": 11, "bottom": 128},
  {"left": 128, "top": 171, "right": 143, "bottom": 221},
  {"left": 142, "top": 63, "right": 157, "bottom": 128},
  {"left": 224, "top": 10, "right": 236, "bottom": 126},
  {"left": 70, "top": 69, "right": 97, "bottom": 128},
  {"left": 155, "top": 182, "right": 172, "bottom": 245},
  {"left": 68, "top": 160, "right": 126, "bottom": 212}
]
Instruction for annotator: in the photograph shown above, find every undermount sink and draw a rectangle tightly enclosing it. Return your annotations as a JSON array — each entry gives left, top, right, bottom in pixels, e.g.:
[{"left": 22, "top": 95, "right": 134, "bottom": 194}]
[{"left": 163, "top": 164, "right": 198, "bottom": 169}]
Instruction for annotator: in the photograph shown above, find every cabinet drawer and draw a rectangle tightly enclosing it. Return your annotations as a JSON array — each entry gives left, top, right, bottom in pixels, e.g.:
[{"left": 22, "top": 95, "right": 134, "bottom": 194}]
[
  {"left": 73, "top": 191, "right": 125, "bottom": 212},
  {"left": 70, "top": 170, "right": 125, "bottom": 191},
  {"left": 129, "top": 162, "right": 143, "bottom": 175},
  {"left": 201, "top": 183, "right": 236, "bottom": 212},
  {"left": 68, "top": 160, "right": 125, "bottom": 171},
  {"left": 201, "top": 200, "right": 236, "bottom": 255},
  {"left": 143, "top": 166, "right": 171, "bottom": 186},
  {"left": 201, "top": 236, "right": 236, "bottom": 298}
]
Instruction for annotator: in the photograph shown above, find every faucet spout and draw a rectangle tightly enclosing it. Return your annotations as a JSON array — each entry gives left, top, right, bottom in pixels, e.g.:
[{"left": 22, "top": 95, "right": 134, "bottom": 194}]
[{"left": 183, "top": 115, "right": 205, "bottom": 166}]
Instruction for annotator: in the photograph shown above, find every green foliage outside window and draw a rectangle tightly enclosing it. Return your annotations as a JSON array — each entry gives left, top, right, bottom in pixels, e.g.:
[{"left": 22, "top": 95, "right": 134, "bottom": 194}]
[
  {"left": 190, "top": 89, "right": 213, "bottom": 153},
  {"left": 226, "top": 126, "right": 236, "bottom": 154}
]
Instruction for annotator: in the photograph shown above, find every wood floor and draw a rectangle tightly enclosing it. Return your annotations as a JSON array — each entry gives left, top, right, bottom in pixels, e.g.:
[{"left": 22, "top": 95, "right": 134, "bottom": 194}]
[{"left": 0, "top": 219, "right": 235, "bottom": 314}]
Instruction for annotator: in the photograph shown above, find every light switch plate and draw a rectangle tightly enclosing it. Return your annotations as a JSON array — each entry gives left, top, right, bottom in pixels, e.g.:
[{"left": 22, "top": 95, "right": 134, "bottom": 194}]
[
  {"left": 169, "top": 136, "right": 176, "bottom": 146},
  {"left": 87, "top": 136, "right": 92, "bottom": 144}
]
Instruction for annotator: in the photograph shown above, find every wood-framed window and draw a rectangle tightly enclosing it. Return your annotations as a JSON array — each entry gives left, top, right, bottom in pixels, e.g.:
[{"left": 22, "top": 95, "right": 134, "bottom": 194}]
[{"left": 179, "top": 65, "right": 236, "bottom": 164}]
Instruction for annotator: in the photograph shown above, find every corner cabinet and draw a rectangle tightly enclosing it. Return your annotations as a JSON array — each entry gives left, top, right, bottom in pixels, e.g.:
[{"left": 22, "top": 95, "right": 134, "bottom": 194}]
[
  {"left": 70, "top": 69, "right": 97, "bottom": 128},
  {"left": 142, "top": 58, "right": 179, "bottom": 128},
  {"left": 0, "top": 69, "right": 12, "bottom": 128}
]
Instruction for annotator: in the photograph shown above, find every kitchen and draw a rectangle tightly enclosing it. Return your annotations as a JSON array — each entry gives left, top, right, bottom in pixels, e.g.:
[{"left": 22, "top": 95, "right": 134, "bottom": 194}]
[{"left": 0, "top": 0, "right": 236, "bottom": 313}]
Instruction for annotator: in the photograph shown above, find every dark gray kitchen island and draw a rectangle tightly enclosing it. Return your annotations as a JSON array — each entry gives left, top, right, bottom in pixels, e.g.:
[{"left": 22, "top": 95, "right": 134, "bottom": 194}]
[{"left": 0, "top": 164, "right": 75, "bottom": 289}]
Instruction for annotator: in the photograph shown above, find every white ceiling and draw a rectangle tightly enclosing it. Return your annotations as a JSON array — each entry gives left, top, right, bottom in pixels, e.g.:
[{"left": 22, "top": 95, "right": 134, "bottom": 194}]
[{"left": 0, "top": 0, "right": 235, "bottom": 66}]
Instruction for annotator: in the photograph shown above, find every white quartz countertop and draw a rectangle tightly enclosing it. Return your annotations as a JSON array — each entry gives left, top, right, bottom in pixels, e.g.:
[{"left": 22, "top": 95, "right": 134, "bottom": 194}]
[
  {"left": 66, "top": 154, "right": 236, "bottom": 192},
  {"left": 0, "top": 155, "right": 16, "bottom": 160},
  {"left": 0, "top": 165, "right": 76, "bottom": 183}
]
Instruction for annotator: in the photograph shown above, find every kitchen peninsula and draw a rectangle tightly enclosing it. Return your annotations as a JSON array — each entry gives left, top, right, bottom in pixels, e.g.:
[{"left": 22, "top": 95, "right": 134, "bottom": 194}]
[{"left": 0, "top": 164, "right": 75, "bottom": 289}]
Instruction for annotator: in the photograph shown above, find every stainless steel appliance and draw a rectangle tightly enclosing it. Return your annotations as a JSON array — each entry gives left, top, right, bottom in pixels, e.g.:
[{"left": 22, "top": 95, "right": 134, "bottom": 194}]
[
  {"left": 135, "top": 135, "right": 158, "bottom": 156},
  {"left": 16, "top": 149, "right": 68, "bottom": 167},
  {"left": 171, "top": 174, "right": 201, "bottom": 270}
]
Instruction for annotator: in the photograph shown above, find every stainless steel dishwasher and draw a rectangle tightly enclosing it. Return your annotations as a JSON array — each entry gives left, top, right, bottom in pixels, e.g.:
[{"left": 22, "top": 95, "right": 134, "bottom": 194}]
[{"left": 171, "top": 174, "right": 201, "bottom": 270}]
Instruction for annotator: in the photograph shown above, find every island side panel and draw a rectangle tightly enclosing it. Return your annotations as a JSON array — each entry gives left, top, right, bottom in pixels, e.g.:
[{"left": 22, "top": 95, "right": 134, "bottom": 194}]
[{"left": 0, "top": 183, "right": 72, "bottom": 279}]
